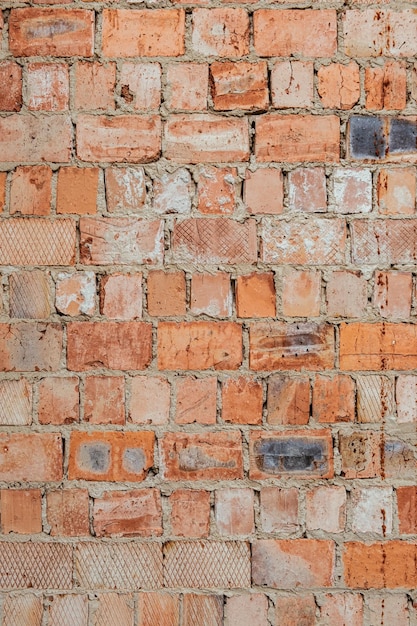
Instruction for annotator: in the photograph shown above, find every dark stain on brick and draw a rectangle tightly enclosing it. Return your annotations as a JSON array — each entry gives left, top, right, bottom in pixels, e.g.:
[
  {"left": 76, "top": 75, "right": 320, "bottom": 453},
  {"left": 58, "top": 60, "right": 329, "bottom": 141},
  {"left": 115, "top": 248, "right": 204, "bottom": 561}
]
[
  {"left": 79, "top": 442, "right": 110, "bottom": 473},
  {"left": 389, "top": 118, "right": 417, "bottom": 153},
  {"left": 254, "top": 437, "right": 328, "bottom": 475},
  {"left": 349, "top": 116, "right": 385, "bottom": 159}
]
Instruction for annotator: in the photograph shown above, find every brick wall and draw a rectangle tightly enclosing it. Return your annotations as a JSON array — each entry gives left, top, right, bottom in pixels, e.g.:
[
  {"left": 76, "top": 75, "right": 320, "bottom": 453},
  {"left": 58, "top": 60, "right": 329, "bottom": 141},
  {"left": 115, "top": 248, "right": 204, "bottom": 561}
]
[{"left": 0, "top": 0, "right": 416, "bottom": 624}]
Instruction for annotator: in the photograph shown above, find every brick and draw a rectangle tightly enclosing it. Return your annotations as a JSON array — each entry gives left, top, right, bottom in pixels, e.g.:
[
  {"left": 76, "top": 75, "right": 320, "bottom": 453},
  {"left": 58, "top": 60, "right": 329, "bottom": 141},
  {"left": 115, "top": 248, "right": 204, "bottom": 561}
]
[
  {"left": 166, "top": 63, "right": 208, "bottom": 111},
  {"left": 10, "top": 165, "right": 52, "bottom": 216},
  {"left": 256, "top": 115, "right": 340, "bottom": 163},
  {"left": 288, "top": 168, "right": 327, "bottom": 213},
  {"left": 197, "top": 166, "right": 236, "bottom": 215},
  {"left": 27, "top": 63, "right": 69, "bottom": 111},
  {"left": 365, "top": 596, "right": 409, "bottom": 626},
  {"left": 190, "top": 273, "right": 232, "bottom": 317},
  {"left": 373, "top": 271, "right": 412, "bottom": 318},
  {"left": 129, "top": 376, "right": 170, "bottom": 425},
  {"left": 80, "top": 218, "right": 163, "bottom": 265},
  {"left": 313, "top": 374, "right": 355, "bottom": 423},
  {"left": 0, "top": 323, "right": 62, "bottom": 372},
  {"left": 77, "top": 115, "right": 161, "bottom": 163},
  {"left": 84, "top": 376, "right": 125, "bottom": 425},
  {"left": 377, "top": 168, "right": 416, "bottom": 214},
  {"left": 262, "top": 218, "right": 346, "bottom": 264},
  {"left": 356, "top": 375, "right": 394, "bottom": 423},
  {"left": 0, "top": 433, "right": 62, "bottom": 481},
  {"left": 343, "top": 10, "right": 417, "bottom": 57},
  {"left": 69, "top": 431, "right": 154, "bottom": 482},
  {"left": 138, "top": 593, "right": 180, "bottom": 626},
  {"left": 339, "top": 431, "right": 381, "bottom": 478},
  {"left": 75, "top": 61, "right": 116, "bottom": 111},
  {"left": 160, "top": 431, "right": 243, "bottom": 480},
  {"left": 9, "top": 271, "right": 51, "bottom": 319},
  {"left": 384, "top": 437, "right": 417, "bottom": 480},
  {"left": 249, "top": 322, "right": 335, "bottom": 371},
  {"left": 182, "top": 594, "right": 223, "bottom": 626},
  {"left": 236, "top": 273, "right": 275, "bottom": 318},
  {"left": 0, "top": 379, "right": 32, "bottom": 425},
  {"left": 9, "top": 8, "right": 94, "bottom": 56},
  {"left": 222, "top": 377, "right": 263, "bottom": 425},
  {"left": 175, "top": 376, "right": 217, "bottom": 424},
  {"left": 275, "top": 595, "right": 316, "bottom": 626},
  {"left": 250, "top": 430, "right": 333, "bottom": 479},
  {"left": 192, "top": 9, "right": 249, "bottom": 57},
  {"left": 215, "top": 488, "right": 254, "bottom": 536},
  {"left": 0, "top": 543, "right": 72, "bottom": 589},
  {"left": 224, "top": 594, "right": 268, "bottom": 626},
  {"left": 93, "top": 489, "right": 161, "bottom": 538},
  {"left": 158, "top": 321, "right": 242, "bottom": 370},
  {"left": 49, "top": 595, "right": 88, "bottom": 626},
  {"left": 267, "top": 376, "right": 310, "bottom": 426},
  {"left": 397, "top": 486, "right": 417, "bottom": 534},
  {"left": 153, "top": 169, "right": 193, "bottom": 215},
  {"left": 0, "top": 219, "right": 75, "bottom": 266},
  {"left": 47, "top": 489, "right": 89, "bottom": 536},
  {"left": 318, "top": 62, "right": 360, "bottom": 110},
  {"left": 252, "top": 539, "right": 334, "bottom": 588},
  {"left": 173, "top": 218, "right": 256, "bottom": 265},
  {"left": 3, "top": 595, "right": 42, "bottom": 625},
  {"left": 271, "top": 61, "right": 313, "bottom": 109},
  {"left": 350, "top": 487, "right": 393, "bottom": 535},
  {"left": 348, "top": 115, "right": 386, "bottom": 160},
  {"left": 0, "top": 61, "right": 22, "bottom": 111},
  {"left": 105, "top": 167, "right": 146, "bottom": 213},
  {"left": 100, "top": 273, "right": 142, "bottom": 320},
  {"left": 210, "top": 61, "right": 268, "bottom": 111},
  {"left": 102, "top": 9, "right": 185, "bottom": 57},
  {"left": 351, "top": 219, "right": 417, "bottom": 264},
  {"left": 365, "top": 62, "right": 407, "bottom": 110},
  {"left": 38, "top": 377, "right": 79, "bottom": 425},
  {"left": 169, "top": 490, "right": 210, "bottom": 538},
  {"left": 147, "top": 270, "right": 186, "bottom": 316},
  {"left": 165, "top": 115, "right": 249, "bottom": 163},
  {"left": 67, "top": 322, "right": 152, "bottom": 371},
  {"left": 343, "top": 542, "right": 417, "bottom": 588},
  {"left": 120, "top": 63, "right": 161, "bottom": 110},
  {"left": 0, "top": 489, "right": 42, "bottom": 534},
  {"left": 332, "top": 168, "right": 372, "bottom": 214},
  {"left": 306, "top": 486, "right": 346, "bottom": 533},
  {"left": 320, "top": 594, "right": 363, "bottom": 626},
  {"left": 93, "top": 594, "right": 134, "bottom": 626},
  {"left": 0, "top": 115, "right": 72, "bottom": 163},
  {"left": 57, "top": 167, "right": 98, "bottom": 215},
  {"left": 55, "top": 272, "right": 96, "bottom": 316},
  {"left": 0, "top": 172, "right": 6, "bottom": 212},
  {"left": 340, "top": 322, "right": 417, "bottom": 370},
  {"left": 396, "top": 375, "right": 417, "bottom": 423},
  {"left": 244, "top": 169, "right": 283, "bottom": 215},
  {"left": 254, "top": 9, "right": 337, "bottom": 57},
  {"left": 326, "top": 271, "right": 367, "bottom": 318},
  {"left": 282, "top": 269, "right": 321, "bottom": 317},
  {"left": 260, "top": 487, "right": 298, "bottom": 533}
]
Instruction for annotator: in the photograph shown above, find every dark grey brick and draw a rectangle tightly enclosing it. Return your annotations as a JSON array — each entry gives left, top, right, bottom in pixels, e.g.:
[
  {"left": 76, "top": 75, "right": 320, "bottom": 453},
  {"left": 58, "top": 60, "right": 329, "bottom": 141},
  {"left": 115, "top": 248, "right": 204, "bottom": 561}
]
[{"left": 349, "top": 116, "right": 385, "bottom": 159}]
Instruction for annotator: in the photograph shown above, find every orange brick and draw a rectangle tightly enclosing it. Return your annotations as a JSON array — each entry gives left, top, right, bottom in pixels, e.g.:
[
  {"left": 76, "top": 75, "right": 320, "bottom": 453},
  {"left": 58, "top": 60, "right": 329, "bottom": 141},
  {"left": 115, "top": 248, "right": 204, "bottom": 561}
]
[
  {"left": 267, "top": 376, "right": 310, "bottom": 426},
  {"left": 10, "top": 165, "right": 52, "bottom": 216},
  {"left": 105, "top": 167, "right": 146, "bottom": 213},
  {"left": 9, "top": 8, "right": 94, "bottom": 56},
  {"left": 256, "top": 115, "right": 340, "bottom": 163},
  {"left": 343, "top": 10, "right": 417, "bottom": 57},
  {"left": 138, "top": 593, "right": 180, "bottom": 626},
  {"left": 271, "top": 61, "right": 313, "bottom": 109},
  {"left": 47, "top": 489, "right": 89, "bottom": 536},
  {"left": 215, "top": 488, "right": 254, "bottom": 536},
  {"left": 102, "top": 9, "right": 185, "bottom": 57},
  {"left": 38, "top": 377, "right": 79, "bottom": 425},
  {"left": 74, "top": 61, "right": 116, "bottom": 111},
  {"left": 288, "top": 168, "right": 327, "bottom": 213},
  {"left": 84, "top": 376, "right": 125, "bottom": 425},
  {"left": 0, "top": 115, "right": 72, "bottom": 163},
  {"left": 55, "top": 271, "right": 96, "bottom": 316},
  {"left": 377, "top": 168, "right": 416, "bottom": 214},
  {"left": 339, "top": 431, "right": 381, "bottom": 478},
  {"left": 282, "top": 269, "right": 321, "bottom": 317},
  {"left": 166, "top": 63, "right": 208, "bottom": 111},
  {"left": 169, "top": 490, "right": 210, "bottom": 537},
  {"left": 158, "top": 321, "right": 242, "bottom": 370},
  {"left": 306, "top": 486, "right": 346, "bottom": 533},
  {"left": 27, "top": 62, "right": 69, "bottom": 111},
  {"left": 197, "top": 166, "right": 237, "bottom": 215},
  {"left": 0, "top": 490, "right": 42, "bottom": 534},
  {"left": 343, "top": 542, "right": 417, "bottom": 589},
  {"left": 182, "top": 595, "right": 223, "bottom": 625},
  {"left": 236, "top": 273, "right": 275, "bottom": 318},
  {"left": 397, "top": 486, "right": 417, "bottom": 534},
  {"left": 9, "top": 270, "right": 51, "bottom": 319},
  {"left": 147, "top": 270, "right": 186, "bottom": 316},
  {"left": 0, "top": 61, "right": 22, "bottom": 112},
  {"left": 0, "top": 323, "right": 62, "bottom": 372},
  {"left": 57, "top": 167, "right": 98, "bottom": 215},
  {"left": 365, "top": 62, "right": 407, "bottom": 110},
  {"left": 244, "top": 169, "right": 283, "bottom": 215},
  {"left": 3, "top": 595, "right": 43, "bottom": 624},
  {"left": 210, "top": 61, "right": 268, "bottom": 111},
  {"left": 175, "top": 377, "right": 217, "bottom": 424},
  {"left": 190, "top": 273, "right": 232, "bottom": 317},
  {"left": 192, "top": 8, "right": 249, "bottom": 57},
  {"left": 120, "top": 62, "right": 161, "bottom": 110},
  {"left": 373, "top": 271, "right": 412, "bottom": 318},
  {"left": 48, "top": 596, "right": 88, "bottom": 626},
  {"left": 313, "top": 375, "right": 355, "bottom": 423},
  {"left": 129, "top": 376, "right": 171, "bottom": 425},
  {"left": 0, "top": 433, "right": 62, "bottom": 482},
  {"left": 222, "top": 376, "right": 263, "bottom": 425},
  {"left": 67, "top": 322, "right": 152, "bottom": 371},
  {"left": 260, "top": 487, "right": 299, "bottom": 533},
  {"left": 275, "top": 595, "right": 316, "bottom": 626},
  {"left": 254, "top": 9, "right": 337, "bottom": 57},
  {"left": 69, "top": 431, "right": 154, "bottom": 482},
  {"left": 0, "top": 172, "right": 6, "bottom": 212},
  {"left": 93, "top": 489, "right": 162, "bottom": 537},
  {"left": 318, "top": 62, "right": 360, "bottom": 110},
  {"left": 100, "top": 273, "right": 142, "bottom": 320},
  {"left": 93, "top": 595, "right": 134, "bottom": 625},
  {"left": 326, "top": 271, "right": 367, "bottom": 318}
]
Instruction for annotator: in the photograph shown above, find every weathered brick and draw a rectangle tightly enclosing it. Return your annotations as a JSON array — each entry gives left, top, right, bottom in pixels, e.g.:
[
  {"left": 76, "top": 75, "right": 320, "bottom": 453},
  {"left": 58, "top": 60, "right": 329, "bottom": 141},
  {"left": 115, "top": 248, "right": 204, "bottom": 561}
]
[
  {"left": 365, "top": 596, "right": 410, "bottom": 626},
  {"left": 0, "top": 61, "right": 22, "bottom": 112},
  {"left": 166, "top": 63, "right": 208, "bottom": 111},
  {"left": 192, "top": 9, "right": 249, "bottom": 57},
  {"left": 27, "top": 62, "right": 69, "bottom": 111},
  {"left": 0, "top": 323, "right": 62, "bottom": 372},
  {"left": 320, "top": 594, "right": 363, "bottom": 626},
  {"left": 38, "top": 377, "right": 79, "bottom": 425},
  {"left": 0, "top": 172, "right": 6, "bottom": 212},
  {"left": 352, "top": 218, "right": 417, "bottom": 264},
  {"left": 244, "top": 169, "right": 283, "bottom": 215},
  {"left": 365, "top": 62, "right": 407, "bottom": 110},
  {"left": 397, "top": 486, "right": 417, "bottom": 534},
  {"left": 221, "top": 377, "right": 263, "bottom": 425},
  {"left": 138, "top": 593, "right": 180, "bottom": 626},
  {"left": 84, "top": 376, "right": 125, "bottom": 425},
  {"left": 267, "top": 376, "right": 310, "bottom": 426},
  {"left": 260, "top": 487, "right": 299, "bottom": 533},
  {"left": 343, "top": 10, "right": 417, "bottom": 57},
  {"left": 105, "top": 167, "right": 146, "bottom": 213},
  {"left": 374, "top": 271, "right": 412, "bottom": 318},
  {"left": 75, "top": 61, "right": 116, "bottom": 111},
  {"left": 210, "top": 61, "right": 268, "bottom": 111},
  {"left": 129, "top": 376, "right": 171, "bottom": 425},
  {"left": 169, "top": 490, "right": 210, "bottom": 538},
  {"left": 215, "top": 488, "right": 254, "bottom": 536},
  {"left": 318, "top": 62, "right": 360, "bottom": 110},
  {"left": 57, "top": 167, "right": 98, "bottom": 215},
  {"left": 332, "top": 168, "right": 372, "bottom": 214},
  {"left": 271, "top": 61, "right": 313, "bottom": 109},
  {"left": 339, "top": 431, "right": 381, "bottom": 479},
  {"left": 47, "top": 489, "right": 89, "bottom": 537},
  {"left": 55, "top": 271, "right": 96, "bottom": 316},
  {"left": 120, "top": 62, "right": 161, "bottom": 110},
  {"left": 275, "top": 595, "right": 316, "bottom": 626},
  {"left": 100, "top": 273, "right": 143, "bottom": 320},
  {"left": 306, "top": 486, "right": 346, "bottom": 533},
  {"left": 313, "top": 374, "right": 355, "bottom": 423},
  {"left": 93, "top": 489, "right": 162, "bottom": 537},
  {"left": 190, "top": 273, "right": 232, "bottom": 317},
  {"left": 224, "top": 594, "right": 268, "bottom": 626},
  {"left": 384, "top": 437, "right": 417, "bottom": 480},
  {"left": 95, "top": 594, "right": 135, "bottom": 626},
  {"left": 396, "top": 375, "right": 417, "bottom": 423},
  {"left": 153, "top": 169, "right": 193, "bottom": 215},
  {"left": 282, "top": 269, "right": 321, "bottom": 317},
  {"left": 0, "top": 543, "right": 72, "bottom": 589},
  {"left": 356, "top": 375, "right": 394, "bottom": 423},
  {"left": 182, "top": 594, "right": 223, "bottom": 626},
  {"left": 48, "top": 595, "right": 88, "bottom": 626},
  {"left": 236, "top": 273, "right": 275, "bottom": 318},
  {"left": 175, "top": 376, "right": 217, "bottom": 424},
  {"left": 197, "top": 166, "right": 236, "bottom": 215},
  {"left": 0, "top": 379, "right": 32, "bottom": 426},
  {"left": 0, "top": 489, "right": 42, "bottom": 534},
  {"left": 288, "top": 168, "right": 327, "bottom": 213},
  {"left": 0, "top": 433, "right": 62, "bottom": 482},
  {"left": 327, "top": 271, "right": 367, "bottom": 318},
  {"left": 10, "top": 165, "right": 52, "bottom": 216},
  {"left": 147, "top": 270, "right": 186, "bottom": 316},
  {"left": 0, "top": 115, "right": 72, "bottom": 163},
  {"left": 378, "top": 168, "right": 416, "bottom": 215},
  {"left": 343, "top": 542, "right": 417, "bottom": 588},
  {"left": 9, "top": 270, "right": 51, "bottom": 319},
  {"left": 350, "top": 487, "right": 393, "bottom": 535}
]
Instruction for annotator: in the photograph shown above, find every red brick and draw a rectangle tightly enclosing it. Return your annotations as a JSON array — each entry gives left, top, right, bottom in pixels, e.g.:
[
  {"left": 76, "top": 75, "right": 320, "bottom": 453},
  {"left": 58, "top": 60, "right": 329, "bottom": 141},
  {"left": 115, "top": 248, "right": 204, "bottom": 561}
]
[
  {"left": 288, "top": 168, "right": 327, "bottom": 213},
  {"left": 0, "top": 489, "right": 42, "bottom": 534},
  {"left": 190, "top": 273, "right": 232, "bottom": 317},
  {"left": 275, "top": 595, "right": 316, "bottom": 626},
  {"left": 350, "top": 486, "right": 393, "bottom": 535},
  {"left": 365, "top": 62, "right": 407, "bottom": 110},
  {"left": 169, "top": 490, "right": 210, "bottom": 538},
  {"left": 343, "top": 10, "right": 417, "bottom": 58},
  {"left": 254, "top": 9, "right": 337, "bottom": 57},
  {"left": 0, "top": 219, "right": 75, "bottom": 266},
  {"left": 120, "top": 63, "right": 161, "bottom": 110},
  {"left": 260, "top": 487, "right": 299, "bottom": 533},
  {"left": 75, "top": 61, "right": 116, "bottom": 111},
  {"left": 215, "top": 488, "right": 254, "bottom": 536},
  {"left": 267, "top": 376, "right": 310, "bottom": 426},
  {"left": 10, "top": 165, "right": 52, "bottom": 216},
  {"left": 397, "top": 486, "right": 417, "bottom": 534},
  {"left": 0, "top": 61, "right": 22, "bottom": 112},
  {"left": 166, "top": 63, "right": 208, "bottom": 111},
  {"left": 57, "top": 167, "right": 98, "bottom": 215},
  {"left": 105, "top": 167, "right": 146, "bottom": 213},
  {"left": 80, "top": 218, "right": 163, "bottom": 265},
  {"left": 160, "top": 431, "right": 243, "bottom": 480},
  {"left": 158, "top": 321, "right": 242, "bottom": 370},
  {"left": 84, "top": 376, "right": 125, "bottom": 425},
  {"left": 249, "top": 322, "right": 335, "bottom": 371},
  {"left": 210, "top": 61, "right": 268, "bottom": 111},
  {"left": 129, "top": 376, "right": 171, "bottom": 425},
  {"left": 282, "top": 269, "right": 321, "bottom": 317},
  {"left": 0, "top": 323, "right": 62, "bottom": 372},
  {"left": 93, "top": 489, "right": 162, "bottom": 537},
  {"left": 236, "top": 273, "right": 275, "bottom": 318},
  {"left": 351, "top": 219, "right": 417, "bottom": 264},
  {"left": 313, "top": 374, "right": 355, "bottom": 423},
  {"left": 0, "top": 172, "right": 5, "bottom": 212},
  {"left": 9, "top": 270, "right": 51, "bottom": 319},
  {"left": 0, "top": 433, "right": 62, "bottom": 481},
  {"left": 9, "top": 8, "right": 94, "bottom": 56},
  {"left": 100, "top": 273, "right": 142, "bottom": 320},
  {"left": 138, "top": 593, "right": 180, "bottom": 626},
  {"left": 192, "top": 8, "right": 249, "bottom": 57},
  {"left": 55, "top": 271, "right": 96, "bottom": 316},
  {"left": 69, "top": 431, "right": 154, "bottom": 482},
  {"left": 271, "top": 61, "right": 313, "bottom": 109},
  {"left": 175, "top": 376, "right": 217, "bottom": 424},
  {"left": 0, "top": 115, "right": 72, "bottom": 163},
  {"left": 252, "top": 539, "right": 335, "bottom": 588},
  {"left": 224, "top": 594, "right": 268, "bottom": 626},
  {"left": 256, "top": 115, "right": 340, "bottom": 163},
  {"left": 147, "top": 270, "right": 186, "bottom": 316},
  {"left": 38, "top": 377, "right": 79, "bottom": 425},
  {"left": 77, "top": 115, "right": 161, "bottom": 163},
  {"left": 27, "top": 63, "right": 69, "bottom": 111},
  {"left": 222, "top": 377, "right": 263, "bottom": 425},
  {"left": 339, "top": 431, "right": 381, "bottom": 479},
  {"left": 67, "top": 322, "right": 152, "bottom": 371},
  {"left": 374, "top": 271, "right": 412, "bottom": 318},
  {"left": 47, "top": 489, "right": 89, "bottom": 536},
  {"left": 197, "top": 166, "right": 237, "bottom": 215},
  {"left": 318, "top": 62, "right": 360, "bottom": 110},
  {"left": 0, "top": 543, "right": 72, "bottom": 589},
  {"left": 0, "top": 379, "right": 32, "bottom": 426},
  {"left": 326, "top": 271, "right": 367, "bottom": 318},
  {"left": 333, "top": 167, "right": 372, "bottom": 214},
  {"left": 93, "top": 594, "right": 134, "bottom": 625},
  {"left": 244, "top": 169, "right": 283, "bottom": 215},
  {"left": 320, "top": 594, "right": 363, "bottom": 626},
  {"left": 153, "top": 169, "right": 193, "bottom": 215},
  {"left": 306, "top": 486, "right": 346, "bottom": 533},
  {"left": 182, "top": 594, "right": 223, "bottom": 626},
  {"left": 165, "top": 114, "right": 249, "bottom": 163},
  {"left": 377, "top": 168, "right": 416, "bottom": 214},
  {"left": 396, "top": 375, "right": 417, "bottom": 423},
  {"left": 343, "top": 542, "right": 417, "bottom": 589},
  {"left": 102, "top": 9, "right": 185, "bottom": 57}
]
